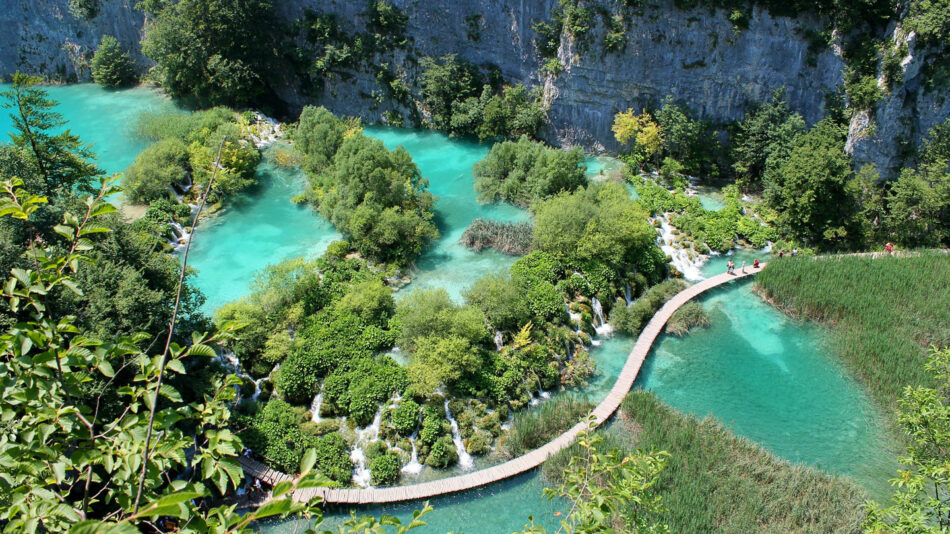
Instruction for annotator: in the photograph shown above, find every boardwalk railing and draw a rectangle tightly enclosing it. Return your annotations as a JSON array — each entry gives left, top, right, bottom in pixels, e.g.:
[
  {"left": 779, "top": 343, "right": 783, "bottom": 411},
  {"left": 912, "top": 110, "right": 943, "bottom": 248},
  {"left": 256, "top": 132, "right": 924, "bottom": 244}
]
[{"left": 241, "top": 264, "right": 767, "bottom": 504}]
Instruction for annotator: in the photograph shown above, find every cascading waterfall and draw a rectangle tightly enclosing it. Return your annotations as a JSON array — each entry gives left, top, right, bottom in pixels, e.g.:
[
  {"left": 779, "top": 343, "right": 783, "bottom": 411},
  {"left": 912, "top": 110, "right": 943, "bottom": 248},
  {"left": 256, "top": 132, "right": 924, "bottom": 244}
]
[
  {"left": 350, "top": 409, "right": 383, "bottom": 487},
  {"left": 169, "top": 221, "right": 191, "bottom": 250},
  {"left": 310, "top": 383, "right": 324, "bottom": 422},
  {"left": 444, "top": 400, "right": 475, "bottom": 470},
  {"left": 494, "top": 330, "right": 504, "bottom": 352},
  {"left": 625, "top": 282, "right": 632, "bottom": 305},
  {"left": 591, "top": 298, "right": 614, "bottom": 337},
  {"left": 655, "top": 216, "right": 706, "bottom": 280}
]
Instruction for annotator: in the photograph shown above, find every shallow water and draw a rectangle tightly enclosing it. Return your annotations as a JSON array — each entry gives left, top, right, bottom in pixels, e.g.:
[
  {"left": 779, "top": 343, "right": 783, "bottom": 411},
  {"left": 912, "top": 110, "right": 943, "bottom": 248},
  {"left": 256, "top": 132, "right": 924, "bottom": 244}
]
[
  {"left": 0, "top": 83, "right": 177, "bottom": 175},
  {"left": 0, "top": 85, "right": 897, "bottom": 529},
  {"left": 637, "top": 280, "right": 898, "bottom": 498}
]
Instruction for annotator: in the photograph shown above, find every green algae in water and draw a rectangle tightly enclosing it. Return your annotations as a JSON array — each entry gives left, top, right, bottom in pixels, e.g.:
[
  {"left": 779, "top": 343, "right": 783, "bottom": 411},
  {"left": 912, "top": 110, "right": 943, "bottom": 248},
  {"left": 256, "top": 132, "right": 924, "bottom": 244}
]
[
  {"left": 0, "top": 83, "right": 177, "bottom": 175},
  {"left": 636, "top": 280, "right": 899, "bottom": 498}
]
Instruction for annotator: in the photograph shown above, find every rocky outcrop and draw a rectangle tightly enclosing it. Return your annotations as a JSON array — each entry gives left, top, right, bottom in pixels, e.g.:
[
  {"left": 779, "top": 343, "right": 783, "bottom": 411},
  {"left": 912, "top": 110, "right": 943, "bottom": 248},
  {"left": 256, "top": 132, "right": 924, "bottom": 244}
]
[
  {"left": 1, "top": 0, "right": 945, "bottom": 175},
  {"left": 0, "top": 0, "right": 146, "bottom": 82}
]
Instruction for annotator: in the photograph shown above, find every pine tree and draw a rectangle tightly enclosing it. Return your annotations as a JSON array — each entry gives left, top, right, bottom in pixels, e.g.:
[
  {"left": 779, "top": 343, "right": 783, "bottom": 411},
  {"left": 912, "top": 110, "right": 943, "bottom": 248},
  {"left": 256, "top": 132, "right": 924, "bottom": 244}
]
[{"left": 91, "top": 35, "right": 137, "bottom": 88}]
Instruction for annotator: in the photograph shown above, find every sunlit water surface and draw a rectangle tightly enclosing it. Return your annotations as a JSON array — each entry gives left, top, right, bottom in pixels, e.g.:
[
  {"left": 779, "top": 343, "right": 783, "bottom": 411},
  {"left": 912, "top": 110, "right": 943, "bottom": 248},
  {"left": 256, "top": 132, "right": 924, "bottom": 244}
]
[{"left": 0, "top": 85, "right": 897, "bottom": 532}]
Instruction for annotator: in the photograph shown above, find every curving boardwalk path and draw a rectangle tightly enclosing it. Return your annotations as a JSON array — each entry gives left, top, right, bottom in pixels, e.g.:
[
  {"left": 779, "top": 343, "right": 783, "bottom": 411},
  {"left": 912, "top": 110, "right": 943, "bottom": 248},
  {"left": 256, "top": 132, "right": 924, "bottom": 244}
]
[{"left": 241, "top": 264, "right": 768, "bottom": 504}]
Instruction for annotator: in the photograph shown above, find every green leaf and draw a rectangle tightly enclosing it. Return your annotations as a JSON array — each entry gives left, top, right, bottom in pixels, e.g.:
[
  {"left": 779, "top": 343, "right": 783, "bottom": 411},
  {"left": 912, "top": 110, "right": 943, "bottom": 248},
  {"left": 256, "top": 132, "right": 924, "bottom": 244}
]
[
  {"left": 300, "top": 448, "right": 317, "bottom": 475},
  {"left": 252, "top": 498, "right": 292, "bottom": 520}
]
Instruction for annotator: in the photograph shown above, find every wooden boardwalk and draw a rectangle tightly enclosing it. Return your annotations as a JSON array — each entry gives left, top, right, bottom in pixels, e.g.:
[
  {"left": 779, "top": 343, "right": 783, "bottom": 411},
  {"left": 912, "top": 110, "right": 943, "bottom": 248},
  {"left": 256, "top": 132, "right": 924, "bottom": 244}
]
[{"left": 242, "top": 264, "right": 767, "bottom": 504}]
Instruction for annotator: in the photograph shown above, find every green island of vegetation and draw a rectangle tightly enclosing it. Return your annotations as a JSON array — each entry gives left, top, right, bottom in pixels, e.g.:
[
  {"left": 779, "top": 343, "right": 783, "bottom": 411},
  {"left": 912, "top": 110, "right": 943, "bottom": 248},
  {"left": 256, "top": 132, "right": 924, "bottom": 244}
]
[{"left": 1, "top": 0, "right": 949, "bottom": 531}]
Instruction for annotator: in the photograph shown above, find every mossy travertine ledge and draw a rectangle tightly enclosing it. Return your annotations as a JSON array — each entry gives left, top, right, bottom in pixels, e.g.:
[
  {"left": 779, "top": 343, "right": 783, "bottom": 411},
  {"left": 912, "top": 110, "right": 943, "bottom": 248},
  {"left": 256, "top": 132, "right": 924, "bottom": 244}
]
[{"left": 240, "top": 264, "right": 768, "bottom": 504}]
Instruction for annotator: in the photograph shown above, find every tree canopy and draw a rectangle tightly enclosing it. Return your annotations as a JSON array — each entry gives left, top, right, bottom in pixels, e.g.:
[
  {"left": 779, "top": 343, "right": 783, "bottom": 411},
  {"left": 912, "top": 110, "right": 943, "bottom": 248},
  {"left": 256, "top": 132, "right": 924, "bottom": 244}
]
[{"left": 473, "top": 136, "right": 587, "bottom": 207}]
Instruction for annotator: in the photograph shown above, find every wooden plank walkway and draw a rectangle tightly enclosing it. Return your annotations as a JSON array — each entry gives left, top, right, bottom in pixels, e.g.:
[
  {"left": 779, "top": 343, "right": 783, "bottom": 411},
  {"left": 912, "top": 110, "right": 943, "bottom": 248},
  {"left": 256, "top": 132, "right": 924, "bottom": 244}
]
[{"left": 241, "top": 264, "right": 768, "bottom": 504}]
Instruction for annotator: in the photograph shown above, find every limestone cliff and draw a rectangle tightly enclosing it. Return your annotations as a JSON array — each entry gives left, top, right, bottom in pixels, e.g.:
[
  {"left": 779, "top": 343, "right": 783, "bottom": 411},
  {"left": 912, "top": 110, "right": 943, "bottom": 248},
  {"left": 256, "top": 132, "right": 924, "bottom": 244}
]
[
  {"left": 1, "top": 0, "right": 146, "bottom": 82},
  {"left": 1, "top": 0, "right": 945, "bottom": 176}
]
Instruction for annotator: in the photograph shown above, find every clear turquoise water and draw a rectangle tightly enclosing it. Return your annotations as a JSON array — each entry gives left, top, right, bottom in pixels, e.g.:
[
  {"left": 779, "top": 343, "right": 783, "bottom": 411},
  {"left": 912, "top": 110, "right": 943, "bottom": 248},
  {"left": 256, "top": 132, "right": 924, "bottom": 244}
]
[
  {"left": 0, "top": 83, "right": 177, "bottom": 175},
  {"left": 365, "top": 127, "right": 529, "bottom": 303},
  {"left": 637, "top": 280, "right": 897, "bottom": 498},
  {"left": 0, "top": 86, "right": 896, "bottom": 530},
  {"left": 184, "top": 150, "right": 342, "bottom": 311}
]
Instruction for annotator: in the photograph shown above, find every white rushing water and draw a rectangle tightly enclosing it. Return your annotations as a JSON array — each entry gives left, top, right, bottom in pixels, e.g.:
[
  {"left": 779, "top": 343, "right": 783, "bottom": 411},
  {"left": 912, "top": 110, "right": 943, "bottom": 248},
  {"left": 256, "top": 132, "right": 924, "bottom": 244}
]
[
  {"left": 494, "top": 330, "right": 504, "bottom": 352},
  {"left": 591, "top": 298, "right": 614, "bottom": 337},
  {"left": 169, "top": 221, "right": 191, "bottom": 250},
  {"left": 444, "top": 400, "right": 475, "bottom": 470},
  {"left": 401, "top": 434, "right": 424, "bottom": 475},
  {"left": 350, "top": 410, "right": 383, "bottom": 487},
  {"left": 655, "top": 216, "right": 706, "bottom": 281},
  {"left": 309, "top": 383, "right": 324, "bottom": 423}
]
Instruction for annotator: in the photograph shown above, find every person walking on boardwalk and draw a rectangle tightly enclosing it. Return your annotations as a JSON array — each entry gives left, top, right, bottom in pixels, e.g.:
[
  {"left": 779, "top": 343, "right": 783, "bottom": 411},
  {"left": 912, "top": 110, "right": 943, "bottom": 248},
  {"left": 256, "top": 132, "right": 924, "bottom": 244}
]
[
  {"left": 741, "top": 260, "right": 746, "bottom": 273},
  {"left": 778, "top": 250, "right": 784, "bottom": 259},
  {"left": 885, "top": 242, "right": 894, "bottom": 255},
  {"left": 726, "top": 259, "right": 734, "bottom": 274},
  {"left": 754, "top": 258, "right": 760, "bottom": 269}
]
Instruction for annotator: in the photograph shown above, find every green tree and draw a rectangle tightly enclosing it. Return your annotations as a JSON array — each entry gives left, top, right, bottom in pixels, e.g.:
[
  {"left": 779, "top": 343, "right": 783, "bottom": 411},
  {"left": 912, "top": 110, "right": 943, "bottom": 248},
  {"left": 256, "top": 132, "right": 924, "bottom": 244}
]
[
  {"left": 90, "top": 35, "right": 137, "bottom": 88},
  {"left": 473, "top": 136, "right": 587, "bottom": 207},
  {"left": 463, "top": 273, "right": 532, "bottom": 333},
  {"left": 763, "top": 118, "right": 862, "bottom": 249},
  {"left": 140, "top": 0, "right": 277, "bottom": 106},
  {"left": 521, "top": 418, "right": 670, "bottom": 534},
  {"left": 0, "top": 177, "right": 331, "bottom": 531},
  {"left": 419, "top": 54, "right": 481, "bottom": 130},
  {"left": 1, "top": 73, "right": 101, "bottom": 198},
  {"left": 654, "top": 96, "right": 711, "bottom": 176},
  {"left": 408, "top": 335, "right": 485, "bottom": 395},
  {"left": 123, "top": 137, "right": 190, "bottom": 203},
  {"left": 864, "top": 346, "right": 950, "bottom": 533},
  {"left": 732, "top": 88, "right": 806, "bottom": 192},
  {"left": 612, "top": 109, "right": 662, "bottom": 165}
]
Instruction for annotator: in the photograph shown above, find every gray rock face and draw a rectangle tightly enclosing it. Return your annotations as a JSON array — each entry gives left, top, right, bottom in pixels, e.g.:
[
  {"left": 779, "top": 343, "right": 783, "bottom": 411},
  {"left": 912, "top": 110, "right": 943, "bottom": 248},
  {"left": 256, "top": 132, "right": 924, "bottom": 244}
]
[
  {"left": 0, "top": 0, "right": 146, "bottom": 82},
  {"left": 1, "top": 0, "right": 945, "bottom": 176}
]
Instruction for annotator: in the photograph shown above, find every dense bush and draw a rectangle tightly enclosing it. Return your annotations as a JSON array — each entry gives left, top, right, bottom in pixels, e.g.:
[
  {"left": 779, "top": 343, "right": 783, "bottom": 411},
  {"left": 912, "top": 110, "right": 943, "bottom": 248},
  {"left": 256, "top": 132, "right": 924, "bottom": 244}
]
[
  {"left": 238, "top": 399, "right": 318, "bottom": 474},
  {"left": 90, "top": 35, "right": 136, "bottom": 88},
  {"left": 394, "top": 288, "right": 489, "bottom": 350},
  {"left": 295, "top": 113, "right": 438, "bottom": 265},
  {"left": 473, "top": 137, "right": 587, "bottom": 207},
  {"left": 464, "top": 274, "right": 532, "bottom": 332},
  {"left": 610, "top": 279, "right": 687, "bottom": 335},
  {"left": 420, "top": 55, "right": 546, "bottom": 139},
  {"left": 369, "top": 452, "right": 402, "bottom": 485},
  {"left": 123, "top": 137, "right": 190, "bottom": 204},
  {"left": 140, "top": 0, "right": 277, "bottom": 106},
  {"left": 533, "top": 182, "right": 666, "bottom": 284},
  {"left": 391, "top": 399, "right": 421, "bottom": 436},
  {"left": 312, "top": 431, "right": 354, "bottom": 483},
  {"left": 459, "top": 218, "right": 534, "bottom": 255}
]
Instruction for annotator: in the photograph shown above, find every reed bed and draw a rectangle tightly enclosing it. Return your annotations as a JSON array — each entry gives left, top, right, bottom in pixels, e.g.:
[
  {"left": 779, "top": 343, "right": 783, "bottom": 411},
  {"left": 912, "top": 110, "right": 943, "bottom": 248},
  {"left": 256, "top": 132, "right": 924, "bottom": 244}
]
[
  {"left": 756, "top": 252, "right": 950, "bottom": 413},
  {"left": 502, "top": 397, "right": 594, "bottom": 457},
  {"left": 546, "top": 392, "right": 868, "bottom": 533},
  {"left": 459, "top": 218, "right": 534, "bottom": 256}
]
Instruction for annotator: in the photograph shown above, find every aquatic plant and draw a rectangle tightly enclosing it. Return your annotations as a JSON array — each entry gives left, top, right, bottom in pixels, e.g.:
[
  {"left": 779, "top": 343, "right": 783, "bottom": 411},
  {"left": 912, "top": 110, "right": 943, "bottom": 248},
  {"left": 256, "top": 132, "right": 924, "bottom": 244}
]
[
  {"left": 665, "top": 301, "right": 710, "bottom": 336},
  {"left": 756, "top": 253, "right": 950, "bottom": 413},
  {"left": 503, "top": 397, "right": 594, "bottom": 457},
  {"left": 544, "top": 391, "right": 868, "bottom": 532},
  {"left": 459, "top": 217, "right": 534, "bottom": 255}
]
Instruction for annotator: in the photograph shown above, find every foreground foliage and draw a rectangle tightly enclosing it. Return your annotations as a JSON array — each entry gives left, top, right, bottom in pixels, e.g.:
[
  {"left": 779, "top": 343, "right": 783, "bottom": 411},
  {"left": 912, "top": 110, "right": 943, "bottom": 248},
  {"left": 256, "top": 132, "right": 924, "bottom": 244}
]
[{"left": 865, "top": 346, "right": 950, "bottom": 533}]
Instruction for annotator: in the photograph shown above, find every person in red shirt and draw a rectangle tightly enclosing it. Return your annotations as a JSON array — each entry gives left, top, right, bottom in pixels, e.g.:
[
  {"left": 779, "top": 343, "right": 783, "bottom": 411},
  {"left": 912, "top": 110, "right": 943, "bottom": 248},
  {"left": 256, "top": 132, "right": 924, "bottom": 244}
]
[
  {"left": 754, "top": 258, "right": 760, "bottom": 269},
  {"left": 885, "top": 242, "right": 894, "bottom": 255}
]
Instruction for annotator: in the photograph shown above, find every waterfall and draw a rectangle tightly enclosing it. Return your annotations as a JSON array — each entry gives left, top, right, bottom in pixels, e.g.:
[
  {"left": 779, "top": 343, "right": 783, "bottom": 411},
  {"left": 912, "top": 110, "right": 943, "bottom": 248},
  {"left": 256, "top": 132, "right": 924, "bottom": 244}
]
[
  {"left": 591, "top": 298, "right": 614, "bottom": 338},
  {"left": 169, "top": 221, "right": 191, "bottom": 250},
  {"left": 494, "top": 330, "right": 504, "bottom": 352},
  {"left": 655, "top": 216, "right": 706, "bottom": 281},
  {"left": 401, "top": 434, "right": 423, "bottom": 475},
  {"left": 625, "top": 282, "right": 632, "bottom": 306},
  {"left": 310, "top": 383, "right": 324, "bottom": 422},
  {"left": 591, "top": 298, "right": 606, "bottom": 326},
  {"left": 564, "top": 340, "right": 572, "bottom": 358},
  {"left": 444, "top": 400, "right": 474, "bottom": 470},
  {"left": 351, "top": 410, "right": 383, "bottom": 487}
]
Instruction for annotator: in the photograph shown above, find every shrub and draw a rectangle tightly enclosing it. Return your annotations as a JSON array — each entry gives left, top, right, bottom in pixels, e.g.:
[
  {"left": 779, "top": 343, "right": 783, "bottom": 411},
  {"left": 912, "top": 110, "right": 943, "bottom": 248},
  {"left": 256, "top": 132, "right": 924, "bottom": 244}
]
[
  {"left": 122, "top": 138, "right": 189, "bottom": 204},
  {"left": 313, "top": 432, "right": 354, "bottom": 484},
  {"left": 665, "top": 301, "right": 710, "bottom": 336},
  {"left": 459, "top": 218, "right": 534, "bottom": 255},
  {"left": 425, "top": 436, "right": 459, "bottom": 468},
  {"left": 473, "top": 137, "right": 587, "bottom": 207},
  {"left": 91, "top": 35, "right": 136, "bottom": 88},
  {"left": 369, "top": 452, "right": 402, "bottom": 485},
  {"left": 391, "top": 399, "right": 420, "bottom": 436}
]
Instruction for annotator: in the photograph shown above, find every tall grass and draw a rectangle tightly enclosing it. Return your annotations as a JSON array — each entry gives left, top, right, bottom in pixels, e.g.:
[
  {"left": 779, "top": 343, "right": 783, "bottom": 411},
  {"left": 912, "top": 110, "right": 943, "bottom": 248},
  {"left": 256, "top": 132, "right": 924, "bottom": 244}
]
[
  {"left": 545, "top": 391, "right": 868, "bottom": 533},
  {"left": 502, "top": 397, "right": 594, "bottom": 457},
  {"left": 459, "top": 218, "right": 534, "bottom": 256},
  {"left": 756, "top": 252, "right": 950, "bottom": 413}
]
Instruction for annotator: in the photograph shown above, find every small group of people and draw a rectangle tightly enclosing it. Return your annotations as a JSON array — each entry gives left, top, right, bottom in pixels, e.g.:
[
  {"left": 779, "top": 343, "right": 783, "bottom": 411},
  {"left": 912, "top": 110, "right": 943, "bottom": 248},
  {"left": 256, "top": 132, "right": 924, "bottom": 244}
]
[
  {"left": 726, "top": 258, "right": 761, "bottom": 275},
  {"left": 776, "top": 248, "right": 798, "bottom": 259}
]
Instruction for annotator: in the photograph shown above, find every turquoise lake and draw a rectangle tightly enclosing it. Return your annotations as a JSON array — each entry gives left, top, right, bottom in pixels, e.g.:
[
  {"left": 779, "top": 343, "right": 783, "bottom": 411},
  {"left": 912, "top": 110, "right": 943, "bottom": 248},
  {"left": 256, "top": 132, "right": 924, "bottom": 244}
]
[{"left": 0, "top": 84, "right": 897, "bottom": 532}]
